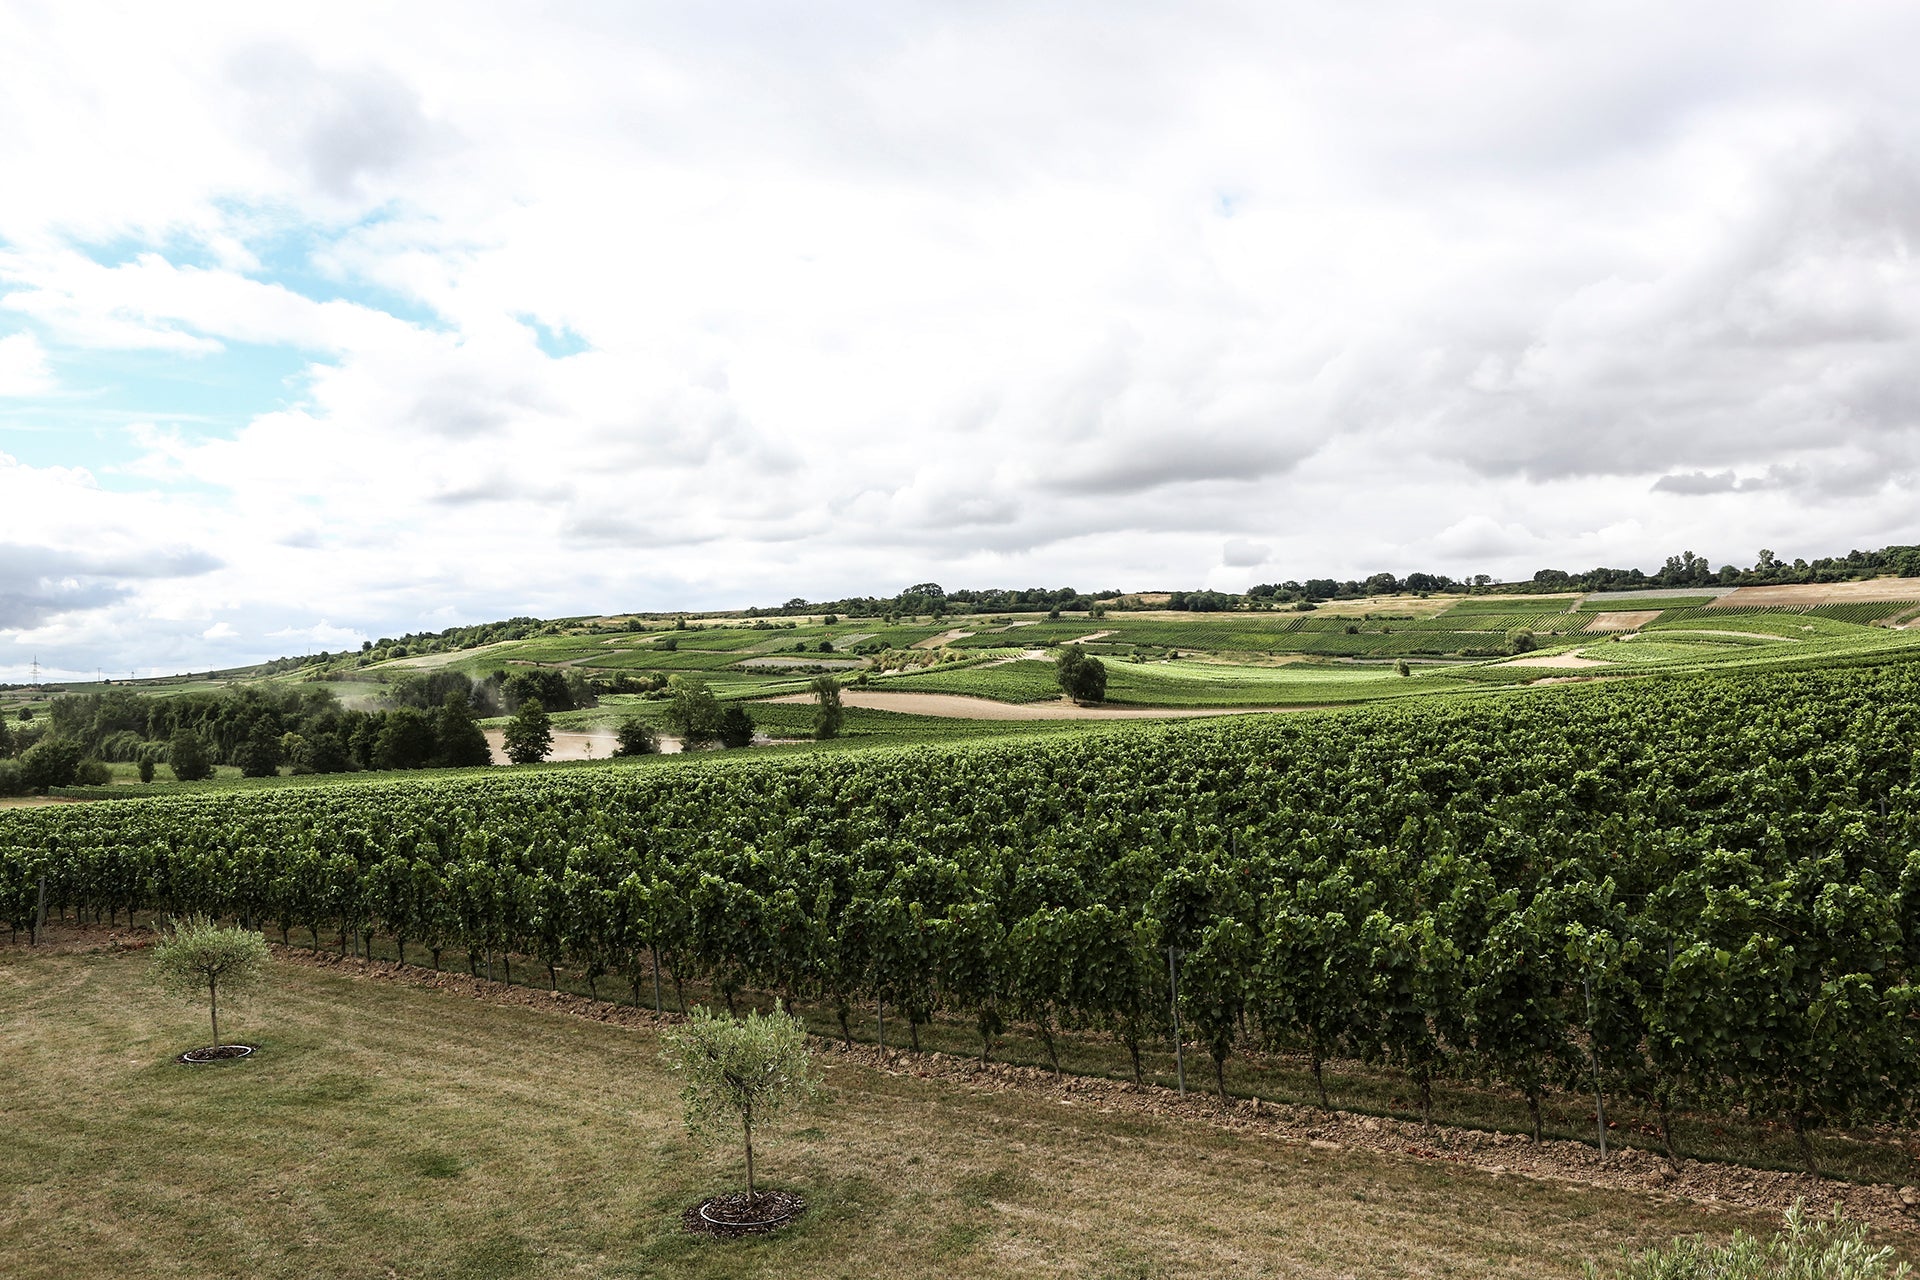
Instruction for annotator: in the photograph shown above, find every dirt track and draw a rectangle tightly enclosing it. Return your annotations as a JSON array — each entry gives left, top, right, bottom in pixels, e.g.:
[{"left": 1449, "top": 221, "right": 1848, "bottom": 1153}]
[{"left": 763, "top": 690, "right": 1301, "bottom": 720}]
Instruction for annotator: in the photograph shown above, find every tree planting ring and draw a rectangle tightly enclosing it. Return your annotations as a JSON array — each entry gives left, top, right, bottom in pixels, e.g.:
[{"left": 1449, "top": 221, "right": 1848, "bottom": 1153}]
[
  {"left": 683, "top": 1190, "right": 806, "bottom": 1237},
  {"left": 177, "top": 1044, "right": 255, "bottom": 1064}
]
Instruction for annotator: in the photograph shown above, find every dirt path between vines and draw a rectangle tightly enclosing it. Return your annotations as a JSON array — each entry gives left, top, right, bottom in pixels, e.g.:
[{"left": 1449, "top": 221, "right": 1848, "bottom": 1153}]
[
  {"left": 763, "top": 690, "right": 1307, "bottom": 719},
  {"left": 913, "top": 629, "right": 974, "bottom": 649},
  {"left": 240, "top": 944, "right": 1920, "bottom": 1236}
]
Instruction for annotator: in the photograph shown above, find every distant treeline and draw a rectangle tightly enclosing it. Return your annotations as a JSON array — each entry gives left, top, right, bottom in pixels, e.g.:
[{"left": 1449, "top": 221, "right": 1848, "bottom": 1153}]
[
  {"left": 757, "top": 544, "right": 1920, "bottom": 616},
  {"left": 0, "top": 667, "right": 609, "bottom": 793}
]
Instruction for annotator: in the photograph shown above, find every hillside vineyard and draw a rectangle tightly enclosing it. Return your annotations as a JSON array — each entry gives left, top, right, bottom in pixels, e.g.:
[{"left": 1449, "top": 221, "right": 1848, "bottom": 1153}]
[{"left": 6, "top": 660, "right": 1918, "bottom": 1167}]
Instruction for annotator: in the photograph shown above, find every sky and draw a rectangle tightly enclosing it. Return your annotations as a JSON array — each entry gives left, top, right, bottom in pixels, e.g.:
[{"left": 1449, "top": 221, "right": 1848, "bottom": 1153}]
[{"left": 4, "top": 2, "right": 1920, "bottom": 680}]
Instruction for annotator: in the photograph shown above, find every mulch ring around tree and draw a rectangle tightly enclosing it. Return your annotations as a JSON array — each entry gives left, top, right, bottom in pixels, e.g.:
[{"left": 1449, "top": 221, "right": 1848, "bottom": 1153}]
[
  {"left": 682, "top": 1190, "right": 806, "bottom": 1238},
  {"left": 176, "top": 1045, "right": 255, "bottom": 1064}
]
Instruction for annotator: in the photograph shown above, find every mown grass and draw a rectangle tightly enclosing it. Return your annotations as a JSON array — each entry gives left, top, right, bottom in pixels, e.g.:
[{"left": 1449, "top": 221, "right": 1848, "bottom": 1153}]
[{"left": 1, "top": 948, "right": 1784, "bottom": 1280}]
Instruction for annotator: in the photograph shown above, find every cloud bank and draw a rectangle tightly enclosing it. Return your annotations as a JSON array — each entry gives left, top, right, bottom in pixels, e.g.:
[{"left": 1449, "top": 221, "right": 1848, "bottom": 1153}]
[{"left": 2, "top": 1, "right": 1919, "bottom": 677}]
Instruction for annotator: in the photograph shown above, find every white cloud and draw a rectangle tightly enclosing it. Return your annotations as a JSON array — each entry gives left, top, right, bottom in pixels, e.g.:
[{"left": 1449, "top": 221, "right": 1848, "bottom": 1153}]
[
  {"left": 3, "top": 3, "right": 1920, "bottom": 674},
  {"left": 0, "top": 332, "right": 55, "bottom": 395}
]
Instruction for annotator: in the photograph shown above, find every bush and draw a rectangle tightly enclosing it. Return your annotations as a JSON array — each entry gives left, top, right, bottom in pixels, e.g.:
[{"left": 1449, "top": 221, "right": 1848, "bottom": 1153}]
[
  {"left": 1589, "top": 1204, "right": 1907, "bottom": 1279},
  {"left": 1505, "top": 628, "right": 1538, "bottom": 655},
  {"left": 20, "top": 737, "right": 84, "bottom": 791},
  {"left": 73, "top": 757, "right": 111, "bottom": 786},
  {"left": 0, "top": 759, "right": 24, "bottom": 797},
  {"left": 138, "top": 758, "right": 156, "bottom": 784}
]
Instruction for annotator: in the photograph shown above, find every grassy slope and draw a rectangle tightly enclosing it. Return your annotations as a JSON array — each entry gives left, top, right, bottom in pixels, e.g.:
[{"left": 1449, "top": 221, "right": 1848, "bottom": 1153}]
[{"left": 1, "top": 949, "right": 1770, "bottom": 1280}]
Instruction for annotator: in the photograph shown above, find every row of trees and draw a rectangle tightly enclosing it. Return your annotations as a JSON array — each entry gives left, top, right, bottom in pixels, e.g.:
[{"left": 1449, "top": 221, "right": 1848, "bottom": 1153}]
[{"left": 8, "top": 659, "right": 1920, "bottom": 1172}]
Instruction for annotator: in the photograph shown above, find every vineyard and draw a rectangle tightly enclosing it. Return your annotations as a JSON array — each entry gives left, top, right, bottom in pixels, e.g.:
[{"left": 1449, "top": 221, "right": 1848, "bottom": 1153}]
[{"left": 7, "top": 657, "right": 1920, "bottom": 1176}]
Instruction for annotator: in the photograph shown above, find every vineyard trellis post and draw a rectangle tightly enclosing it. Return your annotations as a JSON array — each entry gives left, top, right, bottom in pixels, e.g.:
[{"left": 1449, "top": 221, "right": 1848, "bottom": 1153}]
[
  {"left": 1583, "top": 972, "right": 1606, "bottom": 1159},
  {"left": 33, "top": 874, "right": 47, "bottom": 946},
  {"left": 1168, "top": 944, "right": 1185, "bottom": 1097}
]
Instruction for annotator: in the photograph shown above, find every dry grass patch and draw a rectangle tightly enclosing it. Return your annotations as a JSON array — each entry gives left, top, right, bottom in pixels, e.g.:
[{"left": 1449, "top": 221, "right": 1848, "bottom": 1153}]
[{"left": 0, "top": 949, "right": 1812, "bottom": 1280}]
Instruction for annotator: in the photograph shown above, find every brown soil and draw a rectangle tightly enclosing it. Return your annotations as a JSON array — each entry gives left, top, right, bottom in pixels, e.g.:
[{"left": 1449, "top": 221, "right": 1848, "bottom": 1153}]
[
  {"left": 177, "top": 1044, "right": 254, "bottom": 1063},
  {"left": 1714, "top": 580, "right": 1920, "bottom": 608},
  {"left": 683, "top": 1190, "right": 807, "bottom": 1237},
  {"left": 1065, "top": 630, "right": 1116, "bottom": 645},
  {"left": 1499, "top": 652, "right": 1611, "bottom": 669},
  {"left": 1584, "top": 612, "right": 1662, "bottom": 632},
  {"left": 912, "top": 629, "right": 974, "bottom": 649},
  {"left": 0, "top": 795, "right": 82, "bottom": 808},
  {"left": 481, "top": 729, "right": 627, "bottom": 763},
  {"left": 761, "top": 690, "right": 1308, "bottom": 720}
]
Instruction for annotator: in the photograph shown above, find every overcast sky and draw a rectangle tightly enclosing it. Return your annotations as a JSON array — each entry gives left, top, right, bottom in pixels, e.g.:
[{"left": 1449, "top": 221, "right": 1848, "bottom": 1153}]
[{"left": 4, "top": 2, "right": 1919, "bottom": 679}]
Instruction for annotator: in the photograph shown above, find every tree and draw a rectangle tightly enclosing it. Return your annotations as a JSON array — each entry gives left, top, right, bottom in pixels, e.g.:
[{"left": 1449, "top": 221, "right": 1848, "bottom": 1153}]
[
  {"left": 0, "top": 714, "right": 12, "bottom": 758},
  {"left": 662, "top": 1004, "right": 822, "bottom": 1204},
  {"left": 503, "top": 698, "right": 553, "bottom": 765},
  {"left": 666, "top": 676, "right": 722, "bottom": 749},
  {"left": 810, "top": 675, "right": 844, "bottom": 740},
  {"left": 613, "top": 717, "right": 659, "bottom": 757},
  {"left": 433, "top": 693, "right": 493, "bottom": 767},
  {"left": 1505, "top": 628, "right": 1538, "bottom": 655},
  {"left": 168, "top": 729, "right": 215, "bottom": 782},
  {"left": 373, "top": 707, "right": 436, "bottom": 770},
  {"left": 1055, "top": 645, "right": 1108, "bottom": 704},
  {"left": 149, "top": 916, "right": 270, "bottom": 1049},
  {"left": 718, "top": 705, "right": 756, "bottom": 749},
  {"left": 236, "top": 722, "right": 282, "bottom": 778},
  {"left": 1396, "top": 660, "right": 1411, "bottom": 678}
]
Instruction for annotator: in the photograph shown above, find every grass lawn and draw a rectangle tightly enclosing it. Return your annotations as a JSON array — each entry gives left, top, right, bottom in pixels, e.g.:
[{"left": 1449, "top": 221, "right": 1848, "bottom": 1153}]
[{"left": 1, "top": 949, "right": 1776, "bottom": 1280}]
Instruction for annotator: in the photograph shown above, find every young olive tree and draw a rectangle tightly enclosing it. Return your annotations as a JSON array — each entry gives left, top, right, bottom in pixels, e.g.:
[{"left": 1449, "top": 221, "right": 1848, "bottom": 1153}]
[
  {"left": 663, "top": 1004, "right": 822, "bottom": 1203},
  {"left": 149, "top": 916, "right": 270, "bottom": 1048}
]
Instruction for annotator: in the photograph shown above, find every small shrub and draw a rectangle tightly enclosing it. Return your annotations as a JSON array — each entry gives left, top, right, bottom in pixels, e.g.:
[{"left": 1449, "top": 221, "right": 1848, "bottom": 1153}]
[{"left": 1588, "top": 1204, "right": 1907, "bottom": 1280}]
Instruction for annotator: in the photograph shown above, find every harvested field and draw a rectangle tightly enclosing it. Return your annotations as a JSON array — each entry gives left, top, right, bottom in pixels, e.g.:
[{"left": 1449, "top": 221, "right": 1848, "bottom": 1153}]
[
  {"left": 1584, "top": 612, "right": 1661, "bottom": 632},
  {"left": 1715, "top": 579, "right": 1920, "bottom": 608},
  {"left": 482, "top": 728, "right": 628, "bottom": 761},
  {"left": 913, "top": 629, "right": 973, "bottom": 649},
  {"left": 763, "top": 690, "right": 1303, "bottom": 719},
  {"left": 1499, "top": 652, "right": 1612, "bottom": 669}
]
